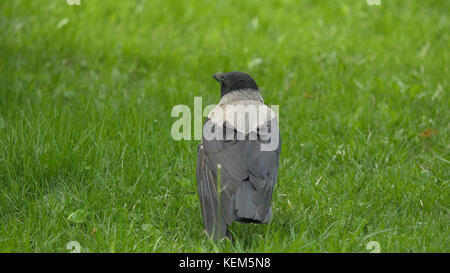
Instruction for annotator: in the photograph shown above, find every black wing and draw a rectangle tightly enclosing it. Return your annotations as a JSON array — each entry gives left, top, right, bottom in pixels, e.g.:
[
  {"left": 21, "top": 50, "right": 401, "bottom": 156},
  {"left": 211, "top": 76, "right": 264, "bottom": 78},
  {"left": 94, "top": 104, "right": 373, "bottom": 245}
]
[{"left": 196, "top": 118, "right": 281, "bottom": 239}]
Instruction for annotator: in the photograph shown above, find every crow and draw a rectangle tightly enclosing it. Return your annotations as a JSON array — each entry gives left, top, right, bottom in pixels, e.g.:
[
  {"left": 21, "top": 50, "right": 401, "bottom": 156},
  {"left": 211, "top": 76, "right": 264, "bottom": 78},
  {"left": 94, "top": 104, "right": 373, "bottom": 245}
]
[{"left": 196, "top": 71, "right": 281, "bottom": 240}]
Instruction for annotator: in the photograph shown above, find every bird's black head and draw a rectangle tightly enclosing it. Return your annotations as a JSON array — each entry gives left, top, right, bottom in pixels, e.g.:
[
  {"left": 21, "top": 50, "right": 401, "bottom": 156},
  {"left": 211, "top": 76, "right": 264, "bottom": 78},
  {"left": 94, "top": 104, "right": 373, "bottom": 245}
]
[{"left": 213, "top": 71, "right": 259, "bottom": 97}]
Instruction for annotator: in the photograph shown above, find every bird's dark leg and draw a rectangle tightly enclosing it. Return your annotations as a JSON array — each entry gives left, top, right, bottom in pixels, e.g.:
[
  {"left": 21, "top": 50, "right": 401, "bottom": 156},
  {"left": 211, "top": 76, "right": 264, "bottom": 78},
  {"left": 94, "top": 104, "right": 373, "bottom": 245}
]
[{"left": 225, "top": 229, "right": 233, "bottom": 241}]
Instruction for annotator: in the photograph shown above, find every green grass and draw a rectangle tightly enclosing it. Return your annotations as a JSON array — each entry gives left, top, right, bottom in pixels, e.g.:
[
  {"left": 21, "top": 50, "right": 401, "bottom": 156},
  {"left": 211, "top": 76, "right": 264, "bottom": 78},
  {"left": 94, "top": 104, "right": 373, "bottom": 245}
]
[{"left": 0, "top": 0, "right": 448, "bottom": 252}]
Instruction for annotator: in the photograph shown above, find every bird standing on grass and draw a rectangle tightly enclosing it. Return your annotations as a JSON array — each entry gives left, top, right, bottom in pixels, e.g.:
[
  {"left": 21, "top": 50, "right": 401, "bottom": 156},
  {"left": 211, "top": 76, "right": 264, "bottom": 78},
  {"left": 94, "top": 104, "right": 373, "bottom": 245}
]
[{"left": 196, "top": 71, "right": 281, "bottom": 240}]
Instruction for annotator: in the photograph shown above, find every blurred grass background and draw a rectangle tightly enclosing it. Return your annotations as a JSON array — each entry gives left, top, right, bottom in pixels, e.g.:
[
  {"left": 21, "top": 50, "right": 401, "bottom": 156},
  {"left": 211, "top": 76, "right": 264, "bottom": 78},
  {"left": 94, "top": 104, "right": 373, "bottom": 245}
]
[{"left": 0, "top": 0, "right": 448, "bottom": 252}]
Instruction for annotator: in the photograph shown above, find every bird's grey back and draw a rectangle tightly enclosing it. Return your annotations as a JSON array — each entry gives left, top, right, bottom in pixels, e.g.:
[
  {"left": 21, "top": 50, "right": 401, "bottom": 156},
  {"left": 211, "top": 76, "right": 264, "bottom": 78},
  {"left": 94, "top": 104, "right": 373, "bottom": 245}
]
[{"left": 196, "top": 89, "right": 281, "bottom": 239}]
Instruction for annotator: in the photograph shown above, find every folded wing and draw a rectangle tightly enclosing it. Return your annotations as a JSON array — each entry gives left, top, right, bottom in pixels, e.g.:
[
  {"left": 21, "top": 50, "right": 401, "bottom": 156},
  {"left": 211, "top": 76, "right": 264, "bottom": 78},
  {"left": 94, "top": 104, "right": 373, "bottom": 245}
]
[{"left": 196, "top": 102, "right": 280, "bottom": 239}]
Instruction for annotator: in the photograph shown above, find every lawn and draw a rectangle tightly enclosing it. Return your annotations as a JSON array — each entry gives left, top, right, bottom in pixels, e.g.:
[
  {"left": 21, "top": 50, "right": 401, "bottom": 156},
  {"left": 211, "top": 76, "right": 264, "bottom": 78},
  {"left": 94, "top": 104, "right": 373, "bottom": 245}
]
[{"left": 0, "top": 0, "right": 448, "bottom": 252}]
